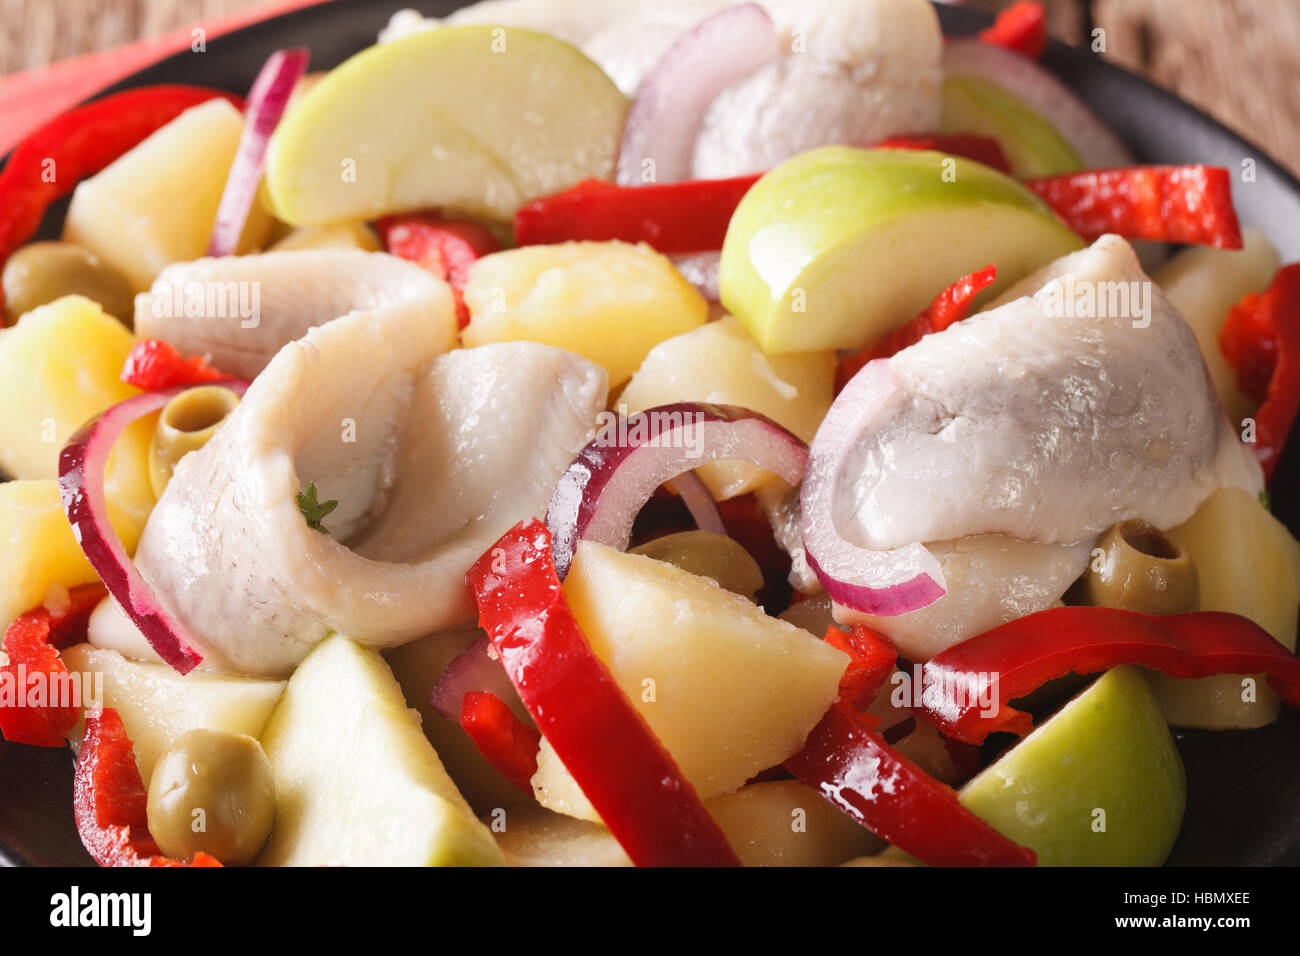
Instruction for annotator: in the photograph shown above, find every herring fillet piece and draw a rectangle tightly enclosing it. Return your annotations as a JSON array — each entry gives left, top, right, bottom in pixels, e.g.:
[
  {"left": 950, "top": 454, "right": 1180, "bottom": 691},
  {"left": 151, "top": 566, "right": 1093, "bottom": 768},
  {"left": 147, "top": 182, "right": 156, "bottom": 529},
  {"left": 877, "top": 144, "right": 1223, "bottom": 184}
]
[
  {"left": 832, "top": 235, "right": 1263, "bottom": 552},
  {"left": 691, "top": 0, "right": 942, "bottom": 179},
  {"left": 134, "top": 250, "right": 456, "bottom": 379},
  {"left": 131, "top": 309, "right": 607, "bottom": 677}
]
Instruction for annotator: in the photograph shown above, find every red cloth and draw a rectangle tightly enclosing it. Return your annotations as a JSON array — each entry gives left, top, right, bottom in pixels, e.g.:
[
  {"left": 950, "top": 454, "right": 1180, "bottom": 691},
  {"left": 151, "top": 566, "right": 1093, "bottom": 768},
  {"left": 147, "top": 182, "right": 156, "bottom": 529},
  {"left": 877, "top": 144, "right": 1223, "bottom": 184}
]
[{"left": 0, "top": 0, "right": 331, "bottom": 157}]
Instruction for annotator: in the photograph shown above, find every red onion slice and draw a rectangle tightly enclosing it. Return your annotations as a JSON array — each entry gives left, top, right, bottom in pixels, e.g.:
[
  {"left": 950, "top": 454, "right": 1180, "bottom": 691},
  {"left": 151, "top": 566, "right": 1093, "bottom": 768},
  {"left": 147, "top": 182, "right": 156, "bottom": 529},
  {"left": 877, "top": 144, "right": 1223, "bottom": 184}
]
[
  {"left": 800, "top": 360, "right": 947, "bottom": 616},
  {"left": 58, "top": 381, "right": 248, "bottom": 674},
  {"left": 944, "top": 38, "right": 1133, "bottom": 171},
  {"left": 547, "top": 402, "right": 807, "bottom": 578},
  {"left": 207, "top": 47, "right": 309, "bottom": 256},
  {"left": 430, "top": 633, "right": 522, "bottom": 722},
  {"left": 616, "top": 4, "right": 779, "bottom": 186},
  {"left": 665, "top": 471, "right": 726, "bottom": 535}
]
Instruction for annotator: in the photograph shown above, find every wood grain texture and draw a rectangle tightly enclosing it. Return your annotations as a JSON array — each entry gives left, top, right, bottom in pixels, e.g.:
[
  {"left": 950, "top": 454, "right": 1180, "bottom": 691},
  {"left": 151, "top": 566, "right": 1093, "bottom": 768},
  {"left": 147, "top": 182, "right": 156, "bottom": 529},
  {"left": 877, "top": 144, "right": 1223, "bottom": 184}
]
[
  {"left": 0, "top": 0, "right": 259, "bottom": 74},
  {"left": 1, "top": 0, "right": 1297, "bottom": 175}
]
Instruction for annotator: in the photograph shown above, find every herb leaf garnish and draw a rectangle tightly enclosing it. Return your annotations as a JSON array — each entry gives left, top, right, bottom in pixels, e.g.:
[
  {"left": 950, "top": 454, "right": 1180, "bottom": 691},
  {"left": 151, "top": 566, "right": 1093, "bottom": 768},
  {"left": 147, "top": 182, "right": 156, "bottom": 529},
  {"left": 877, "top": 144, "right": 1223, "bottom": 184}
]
[{"left": 297, "top": 481, "right": 339, "bottom": 534}]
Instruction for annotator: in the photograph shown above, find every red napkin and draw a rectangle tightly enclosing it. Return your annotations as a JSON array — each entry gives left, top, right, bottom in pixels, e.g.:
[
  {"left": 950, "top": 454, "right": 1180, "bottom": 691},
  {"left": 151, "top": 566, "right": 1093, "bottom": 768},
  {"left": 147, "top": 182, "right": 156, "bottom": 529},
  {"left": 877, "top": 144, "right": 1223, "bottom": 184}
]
[{"left": 0, "top": 0, "right": 331, "bottom": 157}]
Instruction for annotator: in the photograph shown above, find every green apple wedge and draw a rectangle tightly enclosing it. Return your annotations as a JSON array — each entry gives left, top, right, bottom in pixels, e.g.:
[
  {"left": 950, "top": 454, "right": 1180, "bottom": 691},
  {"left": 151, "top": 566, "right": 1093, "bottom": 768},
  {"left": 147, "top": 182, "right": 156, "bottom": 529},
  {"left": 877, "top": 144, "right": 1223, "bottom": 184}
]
[
  {"left": 264, "top": 26, "right": 626, "bottom": 225},
  {"left": 256, "top": 634, "right": 502, "bottom": 866},
  {"left": 939, "top": 76, "right": 1083, "bottom": 179},
  {"left": 962, "top": 666, "right": 1185, "bottom": 866},
  {"left": 719, "top": 146, "right": 1084, "bottom": 354}
]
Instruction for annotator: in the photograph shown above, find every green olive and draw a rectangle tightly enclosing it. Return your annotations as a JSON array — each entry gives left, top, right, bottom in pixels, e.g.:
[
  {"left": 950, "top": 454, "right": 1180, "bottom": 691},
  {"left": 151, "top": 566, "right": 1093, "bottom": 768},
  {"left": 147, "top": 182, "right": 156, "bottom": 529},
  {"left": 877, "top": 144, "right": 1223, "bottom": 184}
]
[
  {"left": 631, "top": 530, "right": 764, "bottom": 598},
  {"left": 1, "top": 241, "right": 135, "bottom": 325},
  {"left": 146, "top": 729, "right": 275, "bottom": 866},
  {"left": 1076, "top": 519, "right": 1200, "bottom": 615},
  {"left": 149, "top": 386, "right": 240, "bottom": 496}
]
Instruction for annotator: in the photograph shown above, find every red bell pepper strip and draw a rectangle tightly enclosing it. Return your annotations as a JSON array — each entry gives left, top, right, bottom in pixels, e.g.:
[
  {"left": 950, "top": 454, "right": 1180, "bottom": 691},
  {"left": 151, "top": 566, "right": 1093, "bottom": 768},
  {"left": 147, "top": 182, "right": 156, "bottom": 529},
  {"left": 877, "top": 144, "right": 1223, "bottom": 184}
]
[
  {"left": 921, "top": 606, "right": 1300, "bottom": 745},
  {"left": 516, "top": 134, "right": 1016, "bottom": 254},
  {"left": 120, "top": 339, "right": 228, "bottom": 391},
  {"left": 514, "top": 175, "right": 760, "bottom": 254},
  {"left": 1025, "top": 165, "right": 1243, "bottom": 249},
  {"left": 875, "top": 134, "right": 1012, "bottom": 174},
  {"left": 977, "top": 1, "right": 1048, "bottom": 59},
  {"left": 460, "top": 690, "right": 542, "bottom": 794},
  {"left": 375, "top": 214, "right": 502, "bottom": 329},
  {"left": 825, "top": 625, "right": 897, "bottom": 710},
  {"left": 785, "top": 703, "right": 1037, "bottom": 866},
  {"left": 836, "top": 265, "right": 997, "bottom": 392},
  {"left": 1218, "top": 264, "right": 1300, "bottom": 483},
  {"left": 0, "top": 584, "right": 105, "bottom": 747},
  {"left": 74, "top": 707, "right": 222, "bottom": 867},
  {"left": 0, "top": 85, "right": 242, "bottom": 320},
  {"left": 467, "top": 518, "right": 740, "bottom": 867}
]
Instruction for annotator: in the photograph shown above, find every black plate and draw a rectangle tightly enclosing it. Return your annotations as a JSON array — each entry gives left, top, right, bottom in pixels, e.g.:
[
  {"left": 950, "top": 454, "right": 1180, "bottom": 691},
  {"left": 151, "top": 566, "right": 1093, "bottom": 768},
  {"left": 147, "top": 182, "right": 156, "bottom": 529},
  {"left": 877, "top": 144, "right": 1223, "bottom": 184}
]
[{"left": 2, "top": 0, "right": 1298, "bottom": 867}]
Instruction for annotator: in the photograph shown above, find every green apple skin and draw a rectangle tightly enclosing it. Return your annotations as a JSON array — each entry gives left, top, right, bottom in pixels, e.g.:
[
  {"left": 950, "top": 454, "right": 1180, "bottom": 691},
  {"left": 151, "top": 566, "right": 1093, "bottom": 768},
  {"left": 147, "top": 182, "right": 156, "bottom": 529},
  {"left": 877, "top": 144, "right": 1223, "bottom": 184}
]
[
  {"left": 960, "top": 666, "right": 1186, "bottom": 867},
  {"left": 256, "top": 634, "right": 502, "bottom": 867},
  {"left": 940, "top": 76, "right": 1084, "bottom": 179},
  {"left": 719, "top": 146, "right": 1084, "bottom": 354},
  {"left": 265, "top": 26, "right": 627, "bottom": 225}
]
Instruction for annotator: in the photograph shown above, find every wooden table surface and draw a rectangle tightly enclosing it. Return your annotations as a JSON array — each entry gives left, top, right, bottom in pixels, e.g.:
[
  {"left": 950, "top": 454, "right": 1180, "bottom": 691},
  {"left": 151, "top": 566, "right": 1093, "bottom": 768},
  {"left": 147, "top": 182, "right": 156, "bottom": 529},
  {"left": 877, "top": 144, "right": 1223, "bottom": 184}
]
[{"left": 2, "top": 0, "right": 1298, "bottom": 176}]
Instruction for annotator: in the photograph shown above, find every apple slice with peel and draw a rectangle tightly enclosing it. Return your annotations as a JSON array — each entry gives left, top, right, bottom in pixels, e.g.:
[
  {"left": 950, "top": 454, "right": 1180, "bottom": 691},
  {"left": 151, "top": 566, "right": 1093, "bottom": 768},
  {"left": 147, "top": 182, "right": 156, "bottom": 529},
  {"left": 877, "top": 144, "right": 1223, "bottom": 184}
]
[
  {"left": 719, "top": 145, "right": 1084, "bottom": 354},
  {"left": 256, "top": 634, "right": 502, "bottom": 866},
  {"left": 61, "top": 643, "right": 285, "bottom": 785},
  {"left": 531, "top": 541, "right": 848, "bottom": 821},
  {"left": 958, "top": 666, "right": 1185, "bottom": 866},
  {"left": 264, "top": 26, "right": 627, "bottom": 225},
  {"left": 939, "top": 76, "right": 1082, "bottom": 178}
]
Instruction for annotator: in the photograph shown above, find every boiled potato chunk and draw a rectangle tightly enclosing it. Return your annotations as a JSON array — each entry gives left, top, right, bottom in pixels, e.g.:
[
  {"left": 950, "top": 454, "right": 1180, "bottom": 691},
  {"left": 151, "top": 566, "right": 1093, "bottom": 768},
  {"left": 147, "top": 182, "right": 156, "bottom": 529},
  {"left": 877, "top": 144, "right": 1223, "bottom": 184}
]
[
  {"left": 0, "top": 296, "right": 155, "bottom": 553},
  {"left": 270, "top": 221, "right": 382, "bottom": 252},
  {"left": 257, "top": 634, "right": 501, "bottom": 866},
  {"left": 492, "top": 807, "right": 633, "bottom": 867},
  {"left": 532, "top": 542, "right": 847, "bottom": 821},
  {"left": 1153, "top": 228, "right": 1280, "bottom": 430},
  {"left": 720, "top": 146, "right": 1083, "bottom": 353},
  {"left": 620, "top": 317, "right": 834, "bottom": 499},
  {"left": 705, "top": 779, "right": 883, "bottom": 866},
  {"left": 264, "top": 26, "right": 627, "bottom": 225},
  {"left": 463, "top": 241, "right": 707, "bottom": 386},
  {"left": 1153, "top": 487, "right": 1300, "bottom": 728},
  {"left": 960, "top": 667, "right": 1185, "bottom": 866},
  {"left": 64, "top": 99, "right": 272, "bottom": 290},
  {"left": 0, "top": 481, "right": 99, "bottom": 630},
  {"left": 61, "top": 643, "right": 285, "bottom": 785},
  {"left": 0, "top": 296, "right": 136, "bottom": 479},
  {"left": 497, "top": 780, "right": 880, "bottom": 866},
  {"left": 385, "top": 624, "right": 531, "bottom": 815}
]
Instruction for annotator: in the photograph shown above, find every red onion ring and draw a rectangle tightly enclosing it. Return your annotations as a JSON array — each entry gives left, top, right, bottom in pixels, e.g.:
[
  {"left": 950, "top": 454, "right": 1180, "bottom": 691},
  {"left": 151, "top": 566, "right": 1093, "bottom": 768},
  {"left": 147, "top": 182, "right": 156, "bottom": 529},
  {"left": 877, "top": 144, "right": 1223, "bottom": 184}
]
[
  {"left": 58, "top": 381, "right": 248, "bottom": 674},
  {"left": 547, "top": 402, "right": 807, "bottom": 578},
  {"left": 665, "top": 471, "right": 726, "bottom": 536},
  {"left": 800, "top": 360, "right": 947, "bottom": 616},
  {"left": 207, "top": 48, "right": 309, "bottom": 256},
  {"left": 944, "top": 39, "right": 1134, "bottom": 171},
  {"left": 429, "top": 632, "right": 522, "bottom": 722},
  {"left": 616, "top": 3, "right": 780, "bottom": 186}
]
